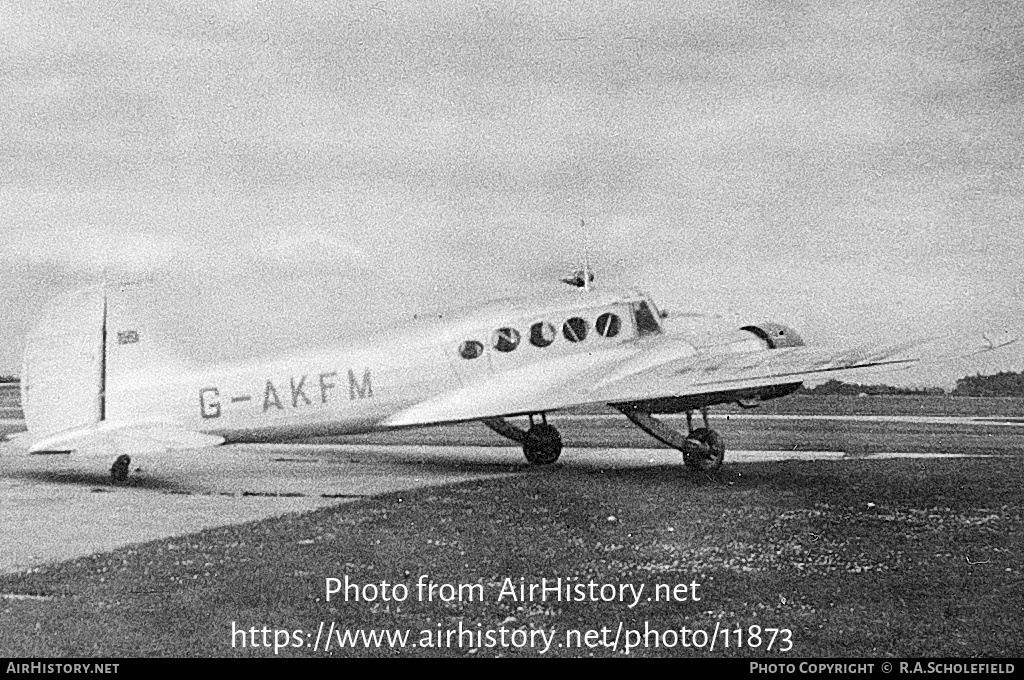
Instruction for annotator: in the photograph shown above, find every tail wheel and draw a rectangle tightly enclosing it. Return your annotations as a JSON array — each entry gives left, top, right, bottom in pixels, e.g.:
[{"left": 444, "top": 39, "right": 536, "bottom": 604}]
[
  {"left": 523, "top": 423, "right": 562, "bottom": 465},
  {"left": 683, "top": 428, "right": 725, "bottom": 472},
  {"left": 110, "top": 454, "right": 131, "bottom": 483}
]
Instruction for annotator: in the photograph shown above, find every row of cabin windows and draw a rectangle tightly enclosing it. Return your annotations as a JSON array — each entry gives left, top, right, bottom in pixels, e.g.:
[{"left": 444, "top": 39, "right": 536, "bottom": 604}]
[{"left": 459, "top": 312, "right": 622, "bottom": 360}]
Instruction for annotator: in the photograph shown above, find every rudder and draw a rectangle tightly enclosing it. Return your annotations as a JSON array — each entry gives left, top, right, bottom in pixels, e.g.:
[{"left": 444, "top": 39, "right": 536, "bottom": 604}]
[{"left": 21, "top": 288, "right": 106, "bottom": 439}]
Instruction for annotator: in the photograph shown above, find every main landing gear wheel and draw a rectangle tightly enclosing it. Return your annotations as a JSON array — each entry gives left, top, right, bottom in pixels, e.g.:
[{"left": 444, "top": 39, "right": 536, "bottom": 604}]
[
  {"left": 523, "top": 423, "right": 563, "bottom": 465},
  {"left": 683, "top": 428, "right": 725, "bottom": 472},
  {"left": 110, "top": 454, "right": 131, "bottom": 483},
  {"left": 613, "top": 406, "right": 728, "bottom": 473}
]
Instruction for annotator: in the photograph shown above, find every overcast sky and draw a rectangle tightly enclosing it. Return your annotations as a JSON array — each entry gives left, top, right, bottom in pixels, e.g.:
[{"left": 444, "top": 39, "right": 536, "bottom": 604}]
[{"left": 2, "top": 0, "right": 1022, "bottom": 386}]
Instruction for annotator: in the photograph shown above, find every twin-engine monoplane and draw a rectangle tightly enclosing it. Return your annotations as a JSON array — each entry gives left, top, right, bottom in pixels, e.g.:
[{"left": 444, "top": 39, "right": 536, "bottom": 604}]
[{"left": 13, "top": 275, "right": 919, "bottom": 481}]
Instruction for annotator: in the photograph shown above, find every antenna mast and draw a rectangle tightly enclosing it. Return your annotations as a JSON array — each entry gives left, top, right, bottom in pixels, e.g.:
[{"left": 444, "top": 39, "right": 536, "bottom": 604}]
[
  {"left": 560, "top": 217, "right": 596, "bottom": 290},
  {"left": 582, "top": 218, "right": 592, "bottom": 292}
]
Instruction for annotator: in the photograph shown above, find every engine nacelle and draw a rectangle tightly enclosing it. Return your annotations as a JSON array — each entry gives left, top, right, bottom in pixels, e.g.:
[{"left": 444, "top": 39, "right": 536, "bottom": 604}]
[
  {"left": 612, "top": 321, "right": 805, "bottom": 415},
  {"left": 689, "top": 321, "right": 805, "bottom": 357},
  {"left": 739, "top": 322, "right": 804, "bottom": 349}
]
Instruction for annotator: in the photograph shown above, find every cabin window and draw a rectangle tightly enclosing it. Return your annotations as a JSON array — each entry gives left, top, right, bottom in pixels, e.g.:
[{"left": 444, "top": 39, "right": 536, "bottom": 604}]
[
  {"left": 492, "top": 327, "right": 521, "bottom": 352},
  {"left": 530, "top": 321, "right": 556, "bottom": 348},
  {"left": 596, "top": 312, "right": 621, "bottom": 338},
  {"left": 459, "top": 340, "right": 484, "bottom": 359},
  {"left": 633, "top": 301, "right": 661, "bottom": 337},
  {"left": 563, "top": 317, "right": 588, "bottom": 343}
]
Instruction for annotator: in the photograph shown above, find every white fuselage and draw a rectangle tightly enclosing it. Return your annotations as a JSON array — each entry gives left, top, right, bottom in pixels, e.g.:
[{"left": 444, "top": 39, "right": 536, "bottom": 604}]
[{"left": 102, "top": 289, "right": 684, "bottom": 442}]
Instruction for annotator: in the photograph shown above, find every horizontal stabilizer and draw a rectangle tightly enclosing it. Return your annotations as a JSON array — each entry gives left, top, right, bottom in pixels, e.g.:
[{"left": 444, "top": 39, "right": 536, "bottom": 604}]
[{"left": 24, "top": 421, "right": 224, "bottom": 457}]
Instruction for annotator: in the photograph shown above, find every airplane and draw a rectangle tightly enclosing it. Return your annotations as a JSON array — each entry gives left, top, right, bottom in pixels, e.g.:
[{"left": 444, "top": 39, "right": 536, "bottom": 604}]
[{"left": 11, "top": 271, "right": 923, "bottom": 483}]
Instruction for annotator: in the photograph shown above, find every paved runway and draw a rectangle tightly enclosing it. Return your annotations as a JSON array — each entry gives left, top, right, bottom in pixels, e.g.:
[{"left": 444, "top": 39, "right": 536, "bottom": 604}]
[
  {"left": 0, "top": 436, "right": 1002, "bottom": 576},
  {"left": 563, "top": 413, "right": 1024, "bottom": 426},
  {"left": 0, "top": 442, "right": 534, "bottom": 575}
]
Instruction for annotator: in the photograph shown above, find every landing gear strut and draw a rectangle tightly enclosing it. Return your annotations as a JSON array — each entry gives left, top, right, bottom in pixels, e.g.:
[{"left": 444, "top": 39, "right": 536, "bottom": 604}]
[
  {"left": 110, "top": 454, "right": 131, "bottom": 483},
  {"left": 482, "top": 414, "right": 563, "bottom": 465},
  {"left": 614, "top": 405, "right": 726, "bottom": 472}
]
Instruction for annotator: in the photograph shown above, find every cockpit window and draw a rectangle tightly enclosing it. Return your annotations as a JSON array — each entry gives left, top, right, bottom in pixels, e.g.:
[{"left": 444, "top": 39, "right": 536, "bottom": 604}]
[
  {"left": 530, "top": 321, "right": 556, "bottom": 348},
  {"left": 596, "top": 312, "right": 621, "bottom": 338},
  {"left": 459, "top": 340, "right": 483, "bottom": 359},
  {"left": 633, "top": 301, "right": 661, "bottom": 337},
  {"left": 563, "top": 317, "right": 588, "bottom": 343},
  {"left": 492, "top": 327, "right": 521, "bottom": 352}
]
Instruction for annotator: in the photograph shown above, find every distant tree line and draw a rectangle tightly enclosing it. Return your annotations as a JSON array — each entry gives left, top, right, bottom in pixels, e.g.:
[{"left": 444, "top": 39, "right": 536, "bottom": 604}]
[
  {"left": 801, "top": 372, "right": 1024, "bottom": 397},
  {"left": 798, "top": 379, "right": 945, "bottom": 396},
  {"left": 951, "top": 371, "right": 1024, "bottom": 397}
]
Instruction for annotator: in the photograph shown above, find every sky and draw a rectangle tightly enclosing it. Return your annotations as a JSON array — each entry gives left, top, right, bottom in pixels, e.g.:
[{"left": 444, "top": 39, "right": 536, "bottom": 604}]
[{"left": 1, "top": 0, "right": 1023, "bottom": 387}]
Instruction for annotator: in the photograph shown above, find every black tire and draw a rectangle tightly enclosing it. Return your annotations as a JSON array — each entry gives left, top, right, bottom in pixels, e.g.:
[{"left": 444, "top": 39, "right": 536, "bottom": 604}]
[
  {"left": 523, "top": 423, "right": 563, "bottom": 465},
  {"left": 110, "top": 454, "right": 131, "bottom": 483},
  {"left": 683, "top": 428, "right": 725, "bottom": 472}
]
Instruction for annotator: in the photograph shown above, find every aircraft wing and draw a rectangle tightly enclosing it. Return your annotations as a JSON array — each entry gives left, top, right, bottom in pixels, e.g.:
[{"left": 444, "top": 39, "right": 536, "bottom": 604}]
[
  {"left": 383, "top": 337, "right": 921, "bottom": 428},
  {"left": 592, "top": 338, "right": 922, "bottom": 403},
  {"left": 20, "top": 420, "right": 225, "bottom": 456}
]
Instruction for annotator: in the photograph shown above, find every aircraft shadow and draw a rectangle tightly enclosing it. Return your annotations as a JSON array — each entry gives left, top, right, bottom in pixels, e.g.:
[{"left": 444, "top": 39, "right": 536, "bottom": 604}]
[
  {"left": 8, "top": 469, "right": 193, "bottom": 494},
  {"left": 347, "top": 457, "right": 527, "bottom": 475},
  {"left": 372, "top": 454, "right": 701, "bottom": 480}
]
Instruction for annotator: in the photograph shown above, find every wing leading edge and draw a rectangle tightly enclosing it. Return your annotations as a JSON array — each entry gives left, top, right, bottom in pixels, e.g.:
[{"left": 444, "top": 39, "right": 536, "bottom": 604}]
[{"left": 383, "top": 337, "right": 922, "bottom": 428}]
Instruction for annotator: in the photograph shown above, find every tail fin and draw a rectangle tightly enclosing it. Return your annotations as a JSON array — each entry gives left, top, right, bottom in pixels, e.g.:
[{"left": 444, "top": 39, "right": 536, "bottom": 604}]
[
  {"left": 21, "top": 287, "right": 107, "bottom": 440},
  {"left": 21, "top": 286, "right": 193, "bottom": 447}
]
